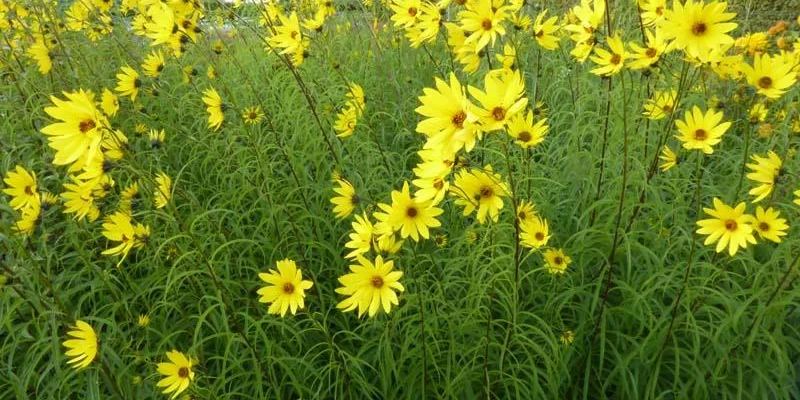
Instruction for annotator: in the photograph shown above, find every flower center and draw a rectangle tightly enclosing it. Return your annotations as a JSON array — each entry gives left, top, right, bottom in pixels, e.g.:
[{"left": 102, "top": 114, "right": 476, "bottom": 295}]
[
  {"left": 610, "top": 53, "right": 621, "bottom": 65},
  {"left": 661, "top": 104, "right": 673, "bottom": 112},
  {"left": 517, "top": 211, "right": 526, "bottom": 220},
  {"left": 24, "top": 185, "right": 34, "bottom": 195},
  {"left": 693, "top": 129, "right": 707, "bottom": 141},
  {"left": 535, "top": 232, "right": 545, "bottom": 240},
  {"left": 433, "top": 179, "right": 443, "bottom": 190},
  {"left": 554, "top": 256, "right": 563, "bottom": 265},
  {"left": 518, "top": 131, "right": 531, "bottom": 142},
  {"left": 491, "top": 107, "right": 506, "bottom": 121},
  {"left": 282, "top": 282, "right": 295, "bottom": 294},
  {"left": 480, "top": 187, "right": 493, "bottom": 198},
  {"left": 371, "top": 276, "right": 384, "bottom": 288},
  {"left": 724, "top": 220, "right": 737, "bottom": 231},
  {"left": 350, "top": 194, "right": 360, "bottom": 206},
  {"left": 759, "top": 222, "right": 770, "bottom": 232},
  {"left": 758, "top": 76, "right": 773, "bottom": 89},
  {"left": 408, "top": 7, "right": 417, "bottom": 17},
  {"left": 645, "top": 47, "right": 657, "bottom": 58},
  {"left": 482, "top": 19, "right": 492, "bottom": 31},
  {"left": 691, "top": 22, "right": 707, "bottom": 36},
  {"left": 178, "top": 367, "right": 189, "bottom": 378},
  {"left": 406, "top": 206, "right": 418, "bottom": 218},
  {"left": 535, "top": 30, "right": 543, "bottom": 38},
  {"left": 452, "top": 110, "right": 466, "bottom": 129},
  {"left": 79, "top": 119, "right": 96, "bottom": 133}
]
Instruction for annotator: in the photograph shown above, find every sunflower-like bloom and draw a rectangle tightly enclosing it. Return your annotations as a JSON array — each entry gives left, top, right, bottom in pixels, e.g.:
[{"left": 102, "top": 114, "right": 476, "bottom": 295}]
[
  {"left": 674, "top": 106, "right": 731, "bottom": 154},
  {"left": 142, "top": 50, "right": 165, "bottom": 78},
  {"left": 659, "top": 0, "right": 737, "bottom": 62},
  {"left": 469, "top": 69, "right": 528, "bottom": 132},
  {"left": 416, "top": 72, "right": 479, "bottom": 154},
  {"left": 752, "top": 206, "right": 788, "bottom": 243},
  {"left": 506, "top": 109, "right": 547, "bottom": 148},
  {"left": 389, "top": 0, "right": 421, "bottom": 28},
  {"left": 266, "top": 11, "right": 304, "bottom": 55},
  {"left": 101, "top": 211, "right": 150, "bottom": 264},
  {"left": 520, "top": 215, "right": 550, "bottom": 249},
  {"left": 41, "top": 89, "right": 110, "bottom": 167},
  {"left": 345, "top": 212, "right": 374, "bottom": 259},
  {"left": 696, "top": 198, "right": 756, "bottom": 256},
  {"left": 336, "top": 255, "right": 404, "bottom": 317},
  {"left": 154, "top": 172, "right": 172, "bottom": 209},
  {"left": 14, "top": 194, "right": 41, "bottom": 236},
  {"left": 404, "top": 2, "right": 442, "bottom": 48},
  {"left": 543, "top": 248, "right": 571, "bottom": 275},
  {"left": 627, "top": 28, "right": 667, "bottom": 69},
  {"left": 643, "top": 90, "right": 678, "bottom": 120},
  {"left": 741, "top": 53, "right": 797, "bottom": 99},
  {"left": 100, "top": 88, "right": 119, "bottom": 117},
  {"left": 451, "top": 166, "right": 510, "bottom": 224},
  {"left": 3, "top": 165, "right": 38, "bottom": 210},
  {"left": 374, "top": 181, "right": 443, "bottom": 241},
  {"left": 330, "top": 178, "right": 360, "bottom": 219},
  {"left": 458, "top": 0, "right": 512, "bottom": 53},
  {"left": 156, "top": 350, "right": 195, "bottom": 399},
  {"left": 333, "top": 106, "right": 358, "bottom": 138},
  {"left": 62, "top": 320, "right": 98, "bottom": 370},
  {"left": 119, "top": 182, "right": 140, "bottom": 214},
  {"left": 27, "top": 40, "right": 53, "bottom": 74},
  {"left": 590, "top": 34, "right": 628, "bottom": 76},
  {"left": 202, "top": 88, "right": 224, "bottom": 130},
  {"left": 640, "top": 0, "right": 667, "bottom": 26},
  {"left": 659, "top": 145, "right": 679, "bottom": 171},
  {"left": 532, "top": 10, "right": 561, "bottom": 50},
  {"left": 149, "top": 129, "right": 166, "bottom": 149},
  {"left": 241, "top": 106, "right": 264, "bottom": 124},
  {"left": 257, "top": 259, "right": 314, "bottom": 316},
  {"left": 411, "top": 169, "right": 450, "bottom": 205},
  {"left": 516, "top": 200, "right": 537, "bottom": 223},
  {"left": 745, "top": 151, "right": 782, "bottom": 203},
  {"left": 61, "top": 177, "right": 101, "bottom": 222},
  {"left": 115, "top": 66, "right": 141, "bottom": 101}
]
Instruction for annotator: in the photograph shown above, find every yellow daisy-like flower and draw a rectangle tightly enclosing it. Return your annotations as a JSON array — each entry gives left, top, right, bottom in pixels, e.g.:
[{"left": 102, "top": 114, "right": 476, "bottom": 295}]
[
  {"left": 659, "top": 145, "right": 678, "bottom": 171},
  {"left": 345, "top": 212, "right": 374, "bottom": 259},
  {"left": 150, "top": 129, "right": 166, "bottom": 149},
  {"left": 374, "top": 181, "right": 443, "bottom": 241},
  {"left": 627, "top": 28, "right": 667, "bottom": 69},
  {"left": 469, "top": 69, "right": 528, "bottom": 133},
  {"left": 520, "top": 215, "right": 550, "bottom": 249},
  {"left": 142, "top": 50, "right": 166, "bottom": 78},
  {"left": 458, "top": 0, "right": 511, "bottom": 53},
  {"left": 336, "top": 255, "right": 404, "bottom": 317},
  {"left": 334, "top": 106, "right": 359, "bottom": 138},
  {"left": 516, "top": 200, "right": 537, "bottom": 223},
  {"left": 330, "top": 178, "right": 359, "bottom": 219},
  {"left": 415, "top": 72, "right": 479, "bottom": 154},
  {"left": 14, "top": 194, "right": 41, "bottom": 236},
  {"left": 201, "top": 88, "right": 224, "bottom": 131},
  {"left": 589, "top": 34, "right": 628, "bottom": 76},
  {"left": 257, "top": 259, "right": 314, "bottom": 316},
  {"left": 241, "top": 106, "right": 264, "bottom": 124},
  {"left": 643, "top": 90, "right": 678, "bottom": 120},
  {"left": 741, "top": 53, "right": 797, "bottom": 99},
  {"left": 451, "top": 166, "right": 510, "bottom": 224},
  {"left": 154, "top": 172, "right": 172, "bottom": 209},
  {"left": 41, "top": 89, "right": 110, "bottom": 167},
  {"left": 115, "top": 65, "right": 141, "bottom": 101},
  {"left": 745, "top": 151, "right": 781, "bottom": 203},
  {"left": 138, "top": 314, "right": 150, "bottom": 327},
  {"left": 674, "top": 106, "right": 731, "bottom": 154},
  {"left": 659, "top": 0, "right": 737, "bottom": 62},
  {"left": 543, "top": 248, "right": 571, "bottom": 275},
  {"left": 62, "top": 320, "right": 98, "bottom": 370},
  {"left": 532, "top": 9, "right": 561, "bottom": 51},
  {"left": 100, "top": 88, "right": 119, "bottom": 117},
  {"left": 156, "top": 350, "right": 195, "bottom": 399},
  {"left": 560, "top": 329, "right": 575, "bottom": 345},
  {"left": 101, "top": 211, "right": 150, "bottom": 265},
  {"left": 506, "top": 109, "right": 547, "bottom": 148},
  {"left": 3, "top": 165, "right": 38, "bottom": 210},
  {"left": 61, "top": 177, "right": 101, "bottom": 222},
  {"left": 752, "top": 206, "right": 788, "bottom": 243},
  {"left": 696, "top": 198, "right": 756, "bottom": 256}
]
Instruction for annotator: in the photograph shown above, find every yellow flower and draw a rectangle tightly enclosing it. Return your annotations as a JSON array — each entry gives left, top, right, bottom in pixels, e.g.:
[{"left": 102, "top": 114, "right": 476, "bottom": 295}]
[
  {"left": 345, "top": 212, "right": 374, "bottom": 259},
  {"left": 745, "top": 151, "right": 781, "bottom": 203},
  {"left": 389, "top": 0, "right": 421, "bottom": 28},
  {"left": 468, "top": 69, "right": 528, "bottom": 132},
  {"left": 590, "top": 34, "right": 627, "bottom": 76},
  {"left": 643, "top": 90, "right": 677, "bottom": 120},
  {"left": 741, "top": 53, "right": 797, "bottom": 99},
  {"left": 658, "top": 145, "right": 678, "bottom": 171},
  {"left": 516, "top": 200, "right": 537, "bottom": 223},
  {"left": 257, "top": 259, "right": 314, "bottom": 316},
  {"left": 61, "top": 177, "right": 101, "bottom": 222},
  {"left": 336, "top": 255, "right": 404, "bottom": 317},
  {"left": 150, "top": 129, "right": 166, "bottom": 149},
  {"left": 154, "top": 172, "right": 172, "bottom": 209},
  {"left": 41, "top": 89, "right": 109, "bottom": 167},
  {"left": 201, "top": 88, "right": 224, "bottom": 130},
  {"left": 543, "top": 248, "right": 571, "bottom": 275},
  {"left": 14, "top": 194, "right": 41, "bottom": 236},
  {"left": 520, "top": 215, "right": 550, "bottom": 249},
  {"left": 142, "top": 50, "right": 165, "bottom": 78},
  {"left": 3, "top": 165, "right": 38, "bottom": 210},
  {"left": 334, "top": 106, "right": 359, "bottom": 138},
  {"left": 101, "top": 211, "right": 150, "bottom": 265},
  {"left": 458, "top": 0, "right": 511, "bottom": 53},
  {"left": 659, "top": 0, "right": 737, "bottom": 62},
  {"left": 752, "top": 206, "right": 788, "bottom": 243},
  {"left": 241, "top": 106, "right": 264, "bottom": 124},
  {"left": 62, "top": 320, "right": 98, "bottom": 370},
  {"left": 674, "top": 106, "right": 731, "bottom": 154},
  {"left": 374, "top": 181, "right": 443, "bottom": 241},
  {"left": 330, "top": 178, "right": 359, "bottom": 219},
  {"left": 627, "top": 28, "right": 667, "bottom": 69},
  {"left": 415, "top": 72, "right": 479, "bottom": 153},
  {"left": 138, "top": 314, "right": 150, "bottom": 327},
  {"left": 156, "top": 350, "right": 195, "bottom": 399},
  {"left": 506, "top": 110, "right": 547, "bottom": 148},
  {"left": 100, "top": 88, "right": 119, "bottom": 117},
  {"left": 115, "top": 65, "right": 141, "bottom": 101},
  {"left": 451, "top": 166, "right": 510, "bottom": 224},
  {"left": 560, "top": 329, "right": 575, "bottom": 345},
  {"left": 27, "top": 40, "right": 52, "bottom": 74},
  {"left": 696, "top": 198, "right": 756, "bottom": 256},
  {"left": 532, "top": 9, "right": 561, "bottom": 50}
]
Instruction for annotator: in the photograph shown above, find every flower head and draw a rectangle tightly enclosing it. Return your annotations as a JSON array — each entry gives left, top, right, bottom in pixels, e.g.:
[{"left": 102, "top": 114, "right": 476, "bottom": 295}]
[
  {"left": 659, "top": 0, "right": 737, "bottom": 62},
  {"left": 201, "top": 88, "right": 224, "bottom": 130},
  {"left": 336, "top": 255, "right": 404, "bottom": 317},
  {"left": 63, "top": 320, "right": 98, "bottom": 370},
  {"left": 452, "top": 166, "right": 510, "bottom": 224},
  {"left": 3, "top": 165, "right": 38, "bottom": 210},
  {"left": 331, "top": 178, "right": 359, "bottom": 219},
  {"left": 374, "top": 181, "right": 443, "bottom": 241},
  {"left": 674, "top": 106, "right": 730, "bottom": 154},
  {"left": 257, "top": 259, "right": 314, "bottom": 316},
  {"left": 156, "top": 350, "right": 195, "bottom": 399},
  {"left": 543, "top": 248, "right": 571, "bottom": 275},
  {"left": 752, "top": 206, "right": 788, "bottom": 243},
  {"left": 696, "top": 198, "right": 756, "bottom": 256},
  {"left": 154, "top": 172, "right": 172, "bottom": 209}
]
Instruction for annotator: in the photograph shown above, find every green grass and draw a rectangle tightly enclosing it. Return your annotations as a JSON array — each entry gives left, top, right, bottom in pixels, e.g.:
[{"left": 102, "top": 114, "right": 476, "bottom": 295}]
[{"left": 2, "top": 0, "right": 800, "bottom": 398}]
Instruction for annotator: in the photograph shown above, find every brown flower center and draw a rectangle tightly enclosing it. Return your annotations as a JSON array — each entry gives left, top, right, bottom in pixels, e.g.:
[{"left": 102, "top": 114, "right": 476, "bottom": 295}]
[
  {"left": 282, "top": 282, "right": 295, "bottom": 294},
  {"left": 518, "top": 131, "right": 531, "bottom": 142},
  {"left": 433, "top": 179, "right": 444, "bottom": 190},
  {"left": 758, "top": 76, "right": 773, "bottom": 89},
  {"left": 535, "top": 30, "right": 543, "bottom": 38},
  {"left": 24, "top": 185, "right": 34, "bottom": 195},
  {"left": 482, "top": 19, "right": 492, "bottom": 31},
  {"left": 408, "top": 7, "right": 417, "bottom": 17},
  {"left": 178, "top": 367, "right": 189, "bottom": 378},
  {"left": 371, "top": 276, "right": 384, "bottom": 288},
  {"left": 406, "top": 206, "right": 418, "bottom": 218},
  {"left": 491, "top": 107, "right": 506, "bottom": 121},
  {"left": 79, "top": 119, "right": 96, "bottom": 133},
  {"left": 554, "top": 256, "right": 563, "bottom": 265},
  {"left": 724, "top": 220, "right": 738, "bottom": 231},
  {"left": 610, "top": 53, "right": 621, "bottom": 65},
  {"left": 645, "top": 47, "right": 657, "bottom": 58},
  {"left": 759, "top": 222, "right": 770, "bottom": 232},
  {"left": 534, "top": 232, "right": 545, "bottom": 240},
  {"left": 480, "top": 187, "right": 493, "bottom": 198},
  {"left": 661, "top": 104, "right": 673, "bottom": 113},
  {"left": 452, "top": 110, "right": 466, "bottom": 129},
  {"left": 691, "top": 22, "right": 707, "bottom": 36},
  {"left": 518, "top": 211, "right": 526, "bottom": 220},
  {"left": 693, "top": 129, "right": 707, "bottom": 141}
]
